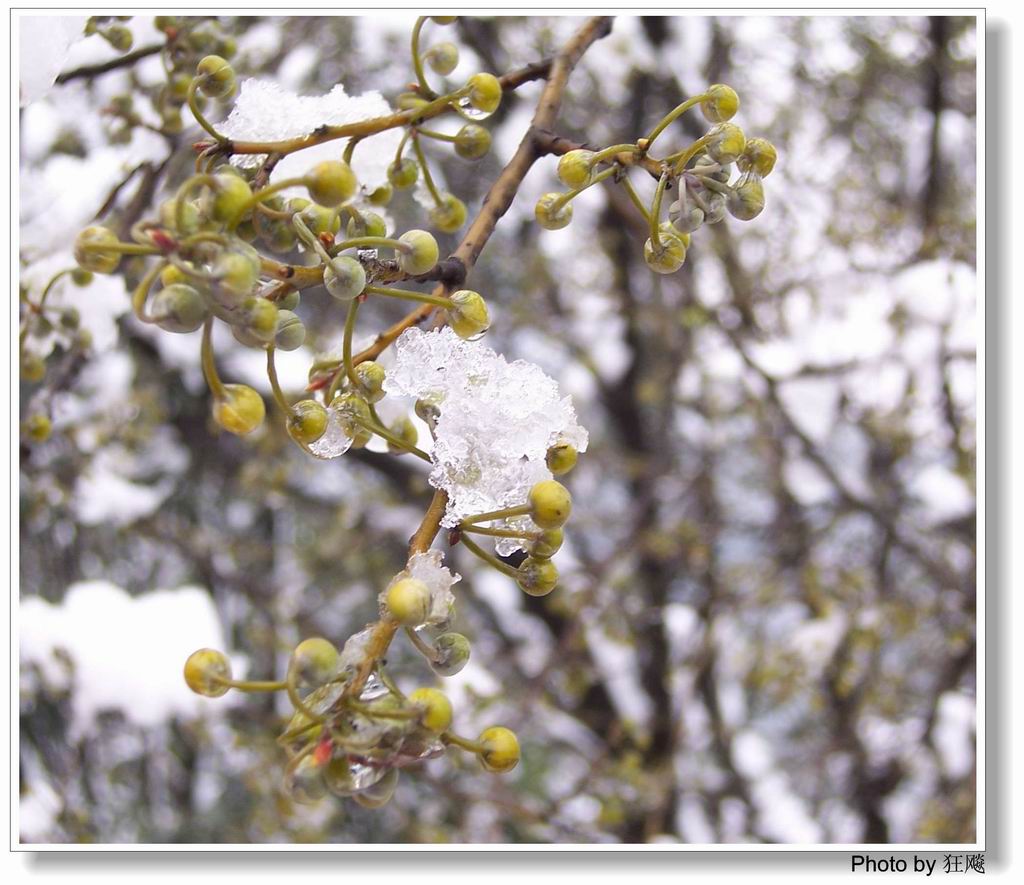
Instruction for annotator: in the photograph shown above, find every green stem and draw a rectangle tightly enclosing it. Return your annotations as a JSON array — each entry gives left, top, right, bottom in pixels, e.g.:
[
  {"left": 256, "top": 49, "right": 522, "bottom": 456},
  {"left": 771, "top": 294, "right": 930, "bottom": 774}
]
[
  {"left": 174, "top": 173, "right": 219, "bottom": 233},
  {"left": 669, "top": 134, "right": 712, "bottom": 175},
  {"left": 461, "top": 524, "right": 536, "bottom": 540},
  {"left": 130, "top": 261, "right": 168, "bottom": 322},
  {"left": 37, "top": 269, "right": 75, "bottom": 311},
  {"left": 443, "top": 732, "right": 487, "bottom": 755},
  {"left": 618, "top": 176, "right": 651, "bottom": 222},
  {"left": 286, "top": 670, "right": 328, "bottom": 725},
  {"left": 415, "top": 127, "right": 458, "bottom": 143},
  {"left": 460, "top": 503, "right": 531, "bottom": 525},
  {"left": 229, "top": 176, "right": 309, "bottom": 231},
  {"left": 266, "top": 347, "right": 294, "bottom": 417},
  {"left": 649, "top": 172, "right": 669, "bottom": 248},
  {"left": 588, "top": 142, "right": 642, "bottom": 166},
  {"left": 458, "top": 534, "right": 520, "bottom": 579},
  {"left": 365, "top": 284, "right": 452, "bottom": 309},
  {"left": 550, "top": 166, "right": 617, "bottom": 213},
  {"left": 644, "top": 93, "right": 709, "bottom": 148},
  {"left": 332, "top": 236, "right": 411, "bottom": 255},
  {"left": 186, "top": 76, "right": 228, "bottom": 144},
  {"left": 200, "top": 318, "right": 226, "bottom": 399},
  {"left": 410, "top": 16, "right": 435, "bottom": 98},
  {"left": 404, "top": 626, "right": 441, "bottom": 664},
  {"left": 213, "top": 676, "right": 287, "bottom": 693},
  {"left": 412, "top": 134, "right": 442, "bottom": 204},
  {"left": 342, "top": 296, "right": 361, "bottom": 390},
  {"left": 292, "top": 213, "right": 333, "bottom": 265},
  {"left": 349, "top": 414, "right": 432, "bottom": 462},
  {"left": 344, "top": 698, "right": 420, "bottom": 721},
  {"left": 79, "top": 241, "right": 160, "bottom": 256}
]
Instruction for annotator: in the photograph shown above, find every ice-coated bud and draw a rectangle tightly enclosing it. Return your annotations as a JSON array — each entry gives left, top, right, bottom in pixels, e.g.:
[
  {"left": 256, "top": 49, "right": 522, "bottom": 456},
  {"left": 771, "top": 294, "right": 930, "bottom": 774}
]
[
  {"left": 737, "top": 137, "right": 777, "bottom": 178},
  {"left": 516, "top": 556, "right": 559, "bottom": 597},
  {"left": 283, "top": 755, "right": 327, "bottom": 805},
  {"left": 706, "top": 122, "right": 746, "bottom": 165},
  {"left": 289, "top": 637, "right": 339, "bottom": 687},
  {"left": 478, "top": 726, "right": 520, "bottom": 773},
  {"left": 430, "top": 632, "right": 471, "bottom": 677},
  {"left": 454, "top": 123, "right": 491, "bottom": 160},
  {"left": 305, "top": 160, "right": 357, "bottom": 208},
  {"left": 643, "top": 228, "right": 688, "bottom": 274},
  {"left": 196, "top": 55, "right": 236, "bottom": 98},
  {"left": 352, "top": 768, "right": 398, "bottom": 809},
  {"left": 466, "top": 72, "right": 502, "bottom": 115},
  {"left": 354, "top": 361, "right": 386, "bottom": 403},
  {"left": 445, "top": 290, "right": 490, "bottom": 340},
  {"left": 288, "top": 399, "right": 329, "bottom": 445},
  {"left": 408, "top": 687, "right": 453, "bottom": 733},
  {"left": 387, "top": 158, "right": 419, "bottom": 190},
  {"left": 528, "top": 480, "right": 572, "bottom": 529},
  {"left": 384, "top": 577, "right": 431, "bottom": 625},
  {"left": 530, "top": 528, "right": 564, "bottom": 559},
  {"left": 151, "top": 283, "right": 209, "bottom": 333},
  {"left": 397, "top": 230, "right": 439, "bottom": 275},
  {"left": 430, "top": 193, "right": 468, "bottom": 234},
  {"left": 700, "top": 83, "right": 739, "bottom": 123},
  {"left": 535, "top": 193, "right": 572, "bottom": 230},
  {"left": 387, "top": 416, "right": 420, "bottom": 454},
  {"left": 727, "top": 173, "right": 766, "bottom": 221},
  {"left": 183, "top": 648, "right": 232, "bottom": 697},
  {"left": 74, "top": 226, "right": 121, "bottom": 274},
  {"left": 275, "top": 310, "right": 306, "bottom": 351},
  {"left": 545, "top": 440, "right": 578, "bottom": 476},
  {"left": 557, "top": 149, "right": 596, "bottom": 189},
  {"left": 212, "top": 384, "right": 265, "bottom": 435},
  {"left": 425, "top": 41, "right": 459, "bottom": 75},
  {"left": 323, "top": 256, "right": 367, "bottom": 301}
]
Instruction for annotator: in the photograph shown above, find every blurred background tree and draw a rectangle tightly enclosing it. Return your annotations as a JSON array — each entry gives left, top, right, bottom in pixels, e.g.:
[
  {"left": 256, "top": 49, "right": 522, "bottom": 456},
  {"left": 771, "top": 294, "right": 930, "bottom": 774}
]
[{"left": 19, "top": 14, "right": 976, "bottom": 844}]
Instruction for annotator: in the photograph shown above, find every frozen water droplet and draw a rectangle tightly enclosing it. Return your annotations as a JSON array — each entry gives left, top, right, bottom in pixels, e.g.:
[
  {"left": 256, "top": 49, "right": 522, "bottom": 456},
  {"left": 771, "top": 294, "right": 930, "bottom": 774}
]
[
  {"left": 307, "top": 402, "right": 355, "bottom": 459},
  {"left": 455, "top": 96, "right": 493, "bottom": 121}
]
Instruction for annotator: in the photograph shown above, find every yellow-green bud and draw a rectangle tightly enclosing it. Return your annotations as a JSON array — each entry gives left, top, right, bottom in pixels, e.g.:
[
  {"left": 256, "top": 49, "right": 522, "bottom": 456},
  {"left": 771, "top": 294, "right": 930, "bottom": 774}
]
[
  {"left": 398, "top": 230, "right": 439, "bottom": 275},
  {"left": 74, "top": 226, "right": 121, "bottom": 274},
  {"left": 209, "top": 174, "right": 253, "bottom": 225},
  {"left": 354, "top": 361, "right": 386, "bottom": 403},
  {"left": 306, "top": 160, "right": 357, "bottom": 208},
  {"left": 530, "top": 528, "right": 564, "bottom": 559},
  {"left": 425, "top": 41, "right": 459, "bottom": 75},
  {"left": 323, "top": 256, "right": 366, "bottom": 301},
  {"left": 346, "top": 210, "right": 387, "bottom": 240},
  {"left": 289, "top": 637, "right": 339, "bottom": 686},
  {"left": 706, "top": 122, "right": 746, "bottom": 165},
  {"left": 446, "top": 290, "right": 490, "bottom": 340},
  {"left": 274, "top": 310, "right": 306, "bottom": 351},
  {"left": 213, "top": 383, "right": 265, "bottom": 435},
  {"left": 557, "top": 149, "right": 595, "bottom": 189},
  {"left": 700, "top": 84, "right": 740, "bottom": 123},
  {"left": 545, "top": 441, "right": 578, "bottom": 475},
  {"left": 737, "top": 137, "right": 777, "bottom": 177},
  {"left": 384, "top": 577, "right": 431, "bottom": 625},
  {"left": 467, "top": 73, "right": 502, "bottom": 115},
  {"left": 535, "top": 193, "right": 572, "bottom": 230},
  {"left": 387, "top": 416, "right": 419, "bottom": 454},
  {"left": 478, "top": 726, "right": 520, "bottom": 773},
  {"left": 408, "top": 688, "right": 453, "bottom": 733},
  {"left": 288, "top": 399, "right": 329, "bottom": 445},
  {"left": 528, "top": 479, "right": 572, "bottom": 529},
  {"left": 183, "top": 648, "right": 232, "bottom": 697},
  {"left": 23, "top": 414, "right": 52, "bottom": 444},
  {"left": 516, "top": 556, "right": 559, "bottom": 597},
  {"left": 387, "top": 158, "right": 419, "bottom": 190},
  {"left": 643, "top": 228, "right": 688, "bottom": 274},
  {"left": 196, "top": 55, "right": 236, "bottom": 99},
  {"left": 151, "top": 283, "right": 209, "bottom": 334},
  {"left": 727, "top": 173, "right": 765, "bottom": 221},
  {"left": 430, "top": 193, "right": 468, "bottom": 234},
  {"left": 454, "top": 123, "right": 491, "bottom": 160},
  {"left": 21, "top": 353, "right": 47, "bottom": 383},
  {"left": 367, "top": 182, "right": 393, "bottom": 207},
  {"left": 430, "top": 632, "right": 471, "bottom": 677}
]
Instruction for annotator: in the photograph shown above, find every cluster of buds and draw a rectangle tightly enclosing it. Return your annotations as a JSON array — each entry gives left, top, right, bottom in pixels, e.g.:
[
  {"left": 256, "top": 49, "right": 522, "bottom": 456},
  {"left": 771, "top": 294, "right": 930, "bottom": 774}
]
[{"left": 535, "top": 84, "right": 777, "bottom": 273}]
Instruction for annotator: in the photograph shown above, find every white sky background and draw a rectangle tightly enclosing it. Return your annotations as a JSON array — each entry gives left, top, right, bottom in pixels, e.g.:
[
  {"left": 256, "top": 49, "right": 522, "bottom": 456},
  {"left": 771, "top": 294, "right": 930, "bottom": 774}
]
[{"left": 13, "top": 9, "right": 986, "bottom": 851}]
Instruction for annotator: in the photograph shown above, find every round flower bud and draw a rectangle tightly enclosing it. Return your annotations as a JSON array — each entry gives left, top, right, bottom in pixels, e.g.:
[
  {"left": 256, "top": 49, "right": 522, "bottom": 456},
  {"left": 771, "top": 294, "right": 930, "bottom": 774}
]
[
  {"left": 430, "top": 632, "right": 471, "bottom": 677},
  {"left": 283, "top": 755, "right": 326, "bottom": 805},
  {"left": 213, "top": 251, "right": 260, "bottom": 304},
  {"left": 74, "top": 226, "right": 121, "bottom": 274},
  {"left": 288, "top": 399, "right": 329, "bottom": 445},
  {"left": 385, "top": 577, "right": 431, "bottom": 625},
  {"left": 535, "top": 193, "right": 572, "bottom": 230},
  {"left": 159, "top": 264, "right": 188, "bottom": 287},
  {"left": 183, "top": 648, "right": 231, "bottom": 697},
  {"left": 262, "top": 219, "right": 298, "bottom": 253},
  {"left": 238, "top": 297, "right": 279, "bottom": 344},
  {"left": 387, "top": 158, "right": 419, "bottom": 190},
  {"left": 397, "top": 230, "right": 439, "bottom": 275},
  {"left": 352, "top": 769, "right": 398, "bottom": 809},
  {"left": 706, "top": 122, "right": 746, "bottom": 165},
  {"left": 445, "top": 290, "right": 490, "bottom": 340},
  {"left": 546, "top": 441, "right": 578, "bottom": 476},
  {"left": 274, "top": 310, "right": 306, "bottom": 351},
  {"left": 668, "top": 197, "right": 705, "bottom": 234},
  {"left": 454, "top": 124, "right": 491, "bottom": 160},
  {"left": 196, "top": 55, "right": 236, "bottom": 99},
  {"left": 367, "top": 182, "right": 393, "bottom": 207},
  {"left": 643, "top": 229, "right": 688, "bottom": 274},
  {"left": 398, "top": 92, "right": 430, "bottom": 112},
  {"left": 478, "top": 726, "right": 520, "bottom": 773},
  {"left": 425, "top": 41, "right": 459, "bottom": 76},
  {"left": 278, "top": 289, "right": 301, "bottom": 311},
  {"left": 71, "top": 268, "right": 94, "bottom": 286},
  {"left": 289, "top": 637, "right": 339, "bottom": 686},
  {"left": 467, "top": 73, "right": 502, "bottom": 115},
  {"left": 209, "top": 174, "right": 253, "bottom": 225},
  {"left": 24, "top": 414, "right": 52, "bottom": 444},
  {"left": 354, "top": 361, "right": 386, "bottom": 403},
  {"left": 702, "top": 191, "right": 728, "bottom": 224},
  {"left": 334, "top": 391, "right": 373, "bottom": 448},
  {"left": 430, "top": 193, "right": 468, "bottom": 234},
  {"left": 557, "top": 149, "right": 596, "bottom": 189},
  {"left": 387, "top": 416, "right": 419, "bottom": 454},
  {"left": 528, "top": 480, "right": 572, "bottom": 529},
  {"left": 161, "top": 108, "right": 184, "bottom": 135},
  {"left": 298, "top": 202, "right": 340, "bottom": 237},
  {"left": 160, "top": 198, "right": 200, "bottom": 235},
  {"left": 306, "top": 160, "right": 357, "bottom": 208},
  {"left": 167, "top": 74, "right": 192, "bottom": 105},
  {"left": 737, "top": 137, "right": 777, "bottom": 178},
  {"left": 346, "top": 210, "right": 387, "bottom": 240},
  {"left": 408, "top": 688, "right": 453, "bottom": 733},
  {"left": 213, "top": 383, "right": 265, "bottom": 435},
  {"left": 530, "top": 528, "right": 564, "bottom": 560},
  {"left": 727, "top": 173, "right": 765, "bottom": 221},
  {"left": 700, "top": 83, "right": 740, "bottom": 123},
  {"left": 151, "top": 283, "right": 209, "bottom": 333},
  {"left": 21, "top": 353, "right": 46, "bottom": 383},
  {"left": 104, "top": 25, "right": 134, "bottom": 52},
  {"left": 516, "top": 556, "right": 559, "bottom": 597},
  {"left": 323, "top": 256, "right": 366, "bottom": 301}
]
